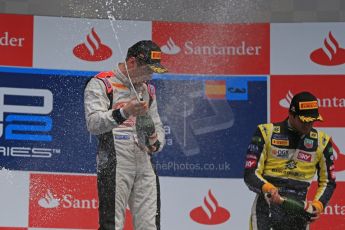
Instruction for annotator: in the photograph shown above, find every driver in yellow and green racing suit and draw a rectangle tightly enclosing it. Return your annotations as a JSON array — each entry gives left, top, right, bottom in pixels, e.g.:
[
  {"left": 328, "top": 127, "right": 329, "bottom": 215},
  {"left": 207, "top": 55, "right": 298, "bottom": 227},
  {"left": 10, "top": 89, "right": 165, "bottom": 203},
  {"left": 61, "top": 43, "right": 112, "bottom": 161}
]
[{"left": 244, "top": 91, "right": 336, "bottom": 230}]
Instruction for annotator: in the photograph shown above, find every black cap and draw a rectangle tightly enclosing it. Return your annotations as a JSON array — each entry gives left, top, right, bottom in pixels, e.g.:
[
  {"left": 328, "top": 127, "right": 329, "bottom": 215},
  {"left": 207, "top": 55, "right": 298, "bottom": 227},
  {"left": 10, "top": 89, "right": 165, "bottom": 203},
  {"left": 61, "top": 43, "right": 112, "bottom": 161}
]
[
  {"left": 289, "top": 91, "right": 323, "bottom": 122},
  {"left": 127, "top": 40, "right": 168, "bottom": 73}
]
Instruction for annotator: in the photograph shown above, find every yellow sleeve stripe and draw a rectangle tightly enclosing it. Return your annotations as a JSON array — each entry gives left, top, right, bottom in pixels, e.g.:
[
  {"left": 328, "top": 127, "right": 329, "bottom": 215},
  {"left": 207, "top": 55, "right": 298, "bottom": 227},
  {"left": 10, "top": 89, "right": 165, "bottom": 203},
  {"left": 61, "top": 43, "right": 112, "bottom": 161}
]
[
  {"left": 314, "top": 131, "right": 330, "bottom": 201},
  {"left": 255, "top": 123, "right": 273, "bottom": 186}
]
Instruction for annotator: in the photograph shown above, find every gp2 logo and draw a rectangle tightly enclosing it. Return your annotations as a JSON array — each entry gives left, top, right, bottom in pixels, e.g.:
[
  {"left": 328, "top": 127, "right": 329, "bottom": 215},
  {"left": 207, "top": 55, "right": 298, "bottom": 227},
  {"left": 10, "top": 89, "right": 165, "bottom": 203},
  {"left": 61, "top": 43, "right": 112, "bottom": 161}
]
[{"left": 0, "top": 87, "right": 53, "bottom": 141}]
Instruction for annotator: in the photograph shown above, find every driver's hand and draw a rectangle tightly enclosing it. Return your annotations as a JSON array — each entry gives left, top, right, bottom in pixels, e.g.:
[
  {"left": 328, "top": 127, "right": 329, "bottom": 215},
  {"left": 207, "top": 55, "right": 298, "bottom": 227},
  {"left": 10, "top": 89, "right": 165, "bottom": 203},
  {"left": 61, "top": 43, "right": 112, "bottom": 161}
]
[
  {"left": 122, "top": 98, "right": 148, "bottom": 117},
  {"left": 262, "top": 183, "right": 283, "bottom": 205},
  {"left": 309, "top": 200, "right": 323, "bottom": 222},
  {"left": 269, "top": 188, "right": 283, "bottom": 205}
]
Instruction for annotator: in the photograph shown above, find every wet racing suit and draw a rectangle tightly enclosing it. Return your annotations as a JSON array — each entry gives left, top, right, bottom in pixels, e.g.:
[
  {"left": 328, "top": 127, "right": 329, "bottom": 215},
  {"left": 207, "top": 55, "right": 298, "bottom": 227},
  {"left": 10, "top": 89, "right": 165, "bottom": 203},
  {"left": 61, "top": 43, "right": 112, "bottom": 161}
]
[
  {"left": 244, "top": 119, "right": 336, "bottom": 230},
  {"left": 84, "top": 67, "right": 165, "bottom": 230}
]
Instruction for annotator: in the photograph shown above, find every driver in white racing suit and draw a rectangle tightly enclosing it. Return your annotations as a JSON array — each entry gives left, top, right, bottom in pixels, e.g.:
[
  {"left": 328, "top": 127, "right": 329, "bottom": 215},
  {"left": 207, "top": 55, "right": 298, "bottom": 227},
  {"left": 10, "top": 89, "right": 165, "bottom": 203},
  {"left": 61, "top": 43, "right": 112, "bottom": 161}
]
[{"left": 84, "top": 40, "right": 167, "bottom": 230}]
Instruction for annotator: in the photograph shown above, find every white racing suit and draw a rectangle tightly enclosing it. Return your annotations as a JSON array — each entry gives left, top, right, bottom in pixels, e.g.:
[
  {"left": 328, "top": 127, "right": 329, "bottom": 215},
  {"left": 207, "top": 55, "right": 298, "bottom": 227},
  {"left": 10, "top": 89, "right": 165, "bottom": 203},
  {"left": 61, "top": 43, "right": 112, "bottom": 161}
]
[{"left": 84, "top": 67, "right": 165, "bottom": 230}]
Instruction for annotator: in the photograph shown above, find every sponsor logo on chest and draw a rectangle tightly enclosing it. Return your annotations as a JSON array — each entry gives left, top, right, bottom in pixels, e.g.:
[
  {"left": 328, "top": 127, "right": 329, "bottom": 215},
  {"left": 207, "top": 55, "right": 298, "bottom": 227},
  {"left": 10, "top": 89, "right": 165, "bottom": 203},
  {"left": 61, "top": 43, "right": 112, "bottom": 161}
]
[
  {"left": 285, "top": 160, "right": 298, "bottom": 169},
  {"left": 114, "top": 135, "right": 130, "bottom": 140},
  {"left": 271, "top": 148, "right": 290, "bottom": 158},
  {"left": 304, "top": 138, "right": 314, "bottom": 149},
  {"left": 296, "top": 150, "right": 314, "bottom": 162},
  {"left": 272, "top": 138, "right": 289, "bottom": 146}
]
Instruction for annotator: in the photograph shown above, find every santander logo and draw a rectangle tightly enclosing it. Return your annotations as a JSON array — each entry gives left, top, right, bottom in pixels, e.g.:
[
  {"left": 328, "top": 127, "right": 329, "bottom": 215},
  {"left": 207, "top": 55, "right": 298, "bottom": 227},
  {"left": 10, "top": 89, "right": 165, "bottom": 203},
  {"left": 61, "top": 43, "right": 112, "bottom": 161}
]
[
  {"left": 73, "top": 27, "right": 112, "bottom": 61},
  {"left": 160, "top": 37, "right": 262, "bottom": 57},
  {"left": 190, "top": 190, "right": 230, "bottom": 225},
  {"left": 279, "top": 90, "right": 294, "bottom": 108},
  {"left": 310, "top": 31, "right": 345, "bottom": 66},
  {"left": 38, "top": 189, "right": 60, "bottom": 208},
  {"left": 38, "top": 189, "right": 98, "bottom": 209},
  {"left": 161, "top": 37, "right": 181, "bottom": 55}
]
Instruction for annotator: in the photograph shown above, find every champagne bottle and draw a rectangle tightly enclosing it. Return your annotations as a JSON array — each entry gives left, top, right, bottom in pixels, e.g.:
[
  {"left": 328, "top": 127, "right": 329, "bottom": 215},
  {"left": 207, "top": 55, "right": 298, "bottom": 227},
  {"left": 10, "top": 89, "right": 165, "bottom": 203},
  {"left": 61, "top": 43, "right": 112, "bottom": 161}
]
[
  {"left": 281, "top": 197, "right": 315, "bottom": 220},
  {"left": 136, "top": 114, "right": 155, "bottom": 136},
  {"left": 266, "top": 193, "right": 315, "bottom": 220},
  {"left": 281, "top": 197, "right": 305, "bottom": 214},
  {"left": 135, "top": 93, "right": 155, "bottom": 145}
]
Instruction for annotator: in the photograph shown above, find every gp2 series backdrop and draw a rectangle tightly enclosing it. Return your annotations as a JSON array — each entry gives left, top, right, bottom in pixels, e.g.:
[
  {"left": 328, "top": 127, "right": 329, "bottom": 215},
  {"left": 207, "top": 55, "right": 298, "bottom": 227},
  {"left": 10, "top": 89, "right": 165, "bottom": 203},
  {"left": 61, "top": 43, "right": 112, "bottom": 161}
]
[{"left": 0, "top": 13, "right": 344, "bottom": 230}]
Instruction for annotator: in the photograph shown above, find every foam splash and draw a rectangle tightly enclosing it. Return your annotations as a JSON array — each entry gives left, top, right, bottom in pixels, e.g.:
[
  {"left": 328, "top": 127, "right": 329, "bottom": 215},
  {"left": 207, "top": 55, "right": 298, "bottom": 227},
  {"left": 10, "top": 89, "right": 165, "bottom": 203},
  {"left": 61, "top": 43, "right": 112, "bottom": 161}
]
[{"left": 0, "top": 167, "right": 14, "bottom": 184}]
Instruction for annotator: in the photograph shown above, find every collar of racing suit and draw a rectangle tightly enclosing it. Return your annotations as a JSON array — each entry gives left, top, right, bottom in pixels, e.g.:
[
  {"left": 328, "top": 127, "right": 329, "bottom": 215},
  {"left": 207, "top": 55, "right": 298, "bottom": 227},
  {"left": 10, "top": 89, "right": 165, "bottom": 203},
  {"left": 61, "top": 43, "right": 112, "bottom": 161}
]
[
  {"left": 114, "top": 64, "right": 148, "bottom": 100},
  {"left": 114, "top": 65, "right": 132, "bottom": 89},
  {"left": 286, "top": 119, "right": 306, "bottom": 139}
]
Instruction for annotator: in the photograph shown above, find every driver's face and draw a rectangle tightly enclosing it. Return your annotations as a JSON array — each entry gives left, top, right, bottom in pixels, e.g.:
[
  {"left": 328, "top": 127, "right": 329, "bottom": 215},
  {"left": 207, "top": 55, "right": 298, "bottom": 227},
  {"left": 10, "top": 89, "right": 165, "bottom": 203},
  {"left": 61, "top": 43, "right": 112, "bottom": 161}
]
[
  {"left": 130, "top": 60, "right": 154, "bottom": 84},
  {"left": 289, "top": 114, "right": 314, "bottom": 135}
]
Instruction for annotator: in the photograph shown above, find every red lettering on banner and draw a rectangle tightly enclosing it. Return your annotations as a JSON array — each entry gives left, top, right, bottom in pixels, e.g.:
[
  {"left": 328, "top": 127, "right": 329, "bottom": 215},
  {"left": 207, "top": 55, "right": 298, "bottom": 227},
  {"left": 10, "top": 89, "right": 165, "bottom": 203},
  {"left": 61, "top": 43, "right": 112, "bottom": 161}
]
[{"left": 0, "top": 14, "right": 33, "bottom": 67}]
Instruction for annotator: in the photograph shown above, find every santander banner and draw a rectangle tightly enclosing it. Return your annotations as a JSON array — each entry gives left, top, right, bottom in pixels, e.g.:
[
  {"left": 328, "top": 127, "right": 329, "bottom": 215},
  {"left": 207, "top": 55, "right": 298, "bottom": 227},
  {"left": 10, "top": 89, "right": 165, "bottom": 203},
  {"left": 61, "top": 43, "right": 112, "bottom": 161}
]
[
  {"left": 271, "top": 23, "right": 345, "bottom": 74},
  {"left": 0, "top": 14, "right": 33, "bottom": 67},
  {"left": 160, "top": 177, "right": 254, "bottom": 229},
  {"left": 33, "top": 16, "right": 151, "bottom": 71},
  {"left": 29, "top": 174, "right": 98, "bottom": 228},
  {"left": 270, "top": 75, "right": 345, "bottom": 127},
  {"left": 153, "top": 21, "right": 269, "bottom": 75},
  {"left": 28, "top": 174, "right": 133, "bottom": 229}
]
